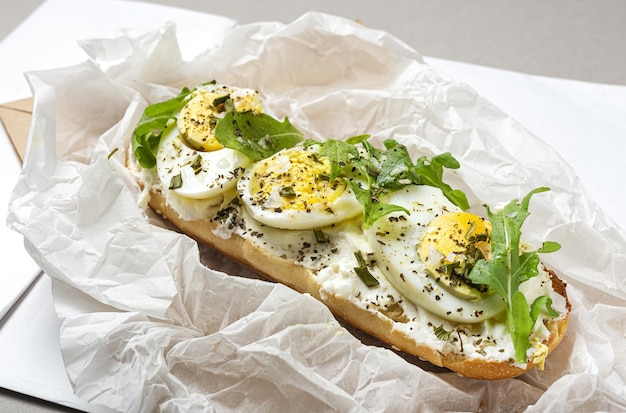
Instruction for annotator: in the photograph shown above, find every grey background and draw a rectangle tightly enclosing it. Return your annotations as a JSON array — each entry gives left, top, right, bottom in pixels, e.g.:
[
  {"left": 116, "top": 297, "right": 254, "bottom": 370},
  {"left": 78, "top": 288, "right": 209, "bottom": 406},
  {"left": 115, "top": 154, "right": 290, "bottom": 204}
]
[
  {"left": 3, "top": 0, "right": 626, "bottom": 86},
  {"left": 1, "top": 0, "right": 625, "bottom": 411}
]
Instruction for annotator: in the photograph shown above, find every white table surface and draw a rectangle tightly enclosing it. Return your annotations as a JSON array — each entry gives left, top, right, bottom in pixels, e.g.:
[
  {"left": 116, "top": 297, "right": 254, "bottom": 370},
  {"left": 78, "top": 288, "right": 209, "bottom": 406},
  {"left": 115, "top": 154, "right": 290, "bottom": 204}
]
[{"left": 1, "top": 1, "right": 625, "bottom": 412}]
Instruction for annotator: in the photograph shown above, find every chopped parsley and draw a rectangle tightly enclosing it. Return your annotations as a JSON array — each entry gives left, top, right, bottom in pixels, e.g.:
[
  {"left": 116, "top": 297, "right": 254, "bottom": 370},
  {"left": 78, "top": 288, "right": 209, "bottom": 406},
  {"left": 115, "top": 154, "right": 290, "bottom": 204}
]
[
  {"left": 434, "top": 324, "right": 453, "bottom": 341},
  {"left": 314, "top": 229, "right": 328, "bottom": 243},
  {"left": 354, "top": 250, "right": 379, "bottom": 287},
  {"left": 169, "top": 173, "right": 183, "bottom": 190}
]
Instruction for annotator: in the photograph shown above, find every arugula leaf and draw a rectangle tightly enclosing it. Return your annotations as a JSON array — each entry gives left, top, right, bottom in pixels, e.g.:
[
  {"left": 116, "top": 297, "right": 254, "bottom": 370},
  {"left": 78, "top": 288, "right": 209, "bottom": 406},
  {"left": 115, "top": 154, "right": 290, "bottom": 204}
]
[
  {"left": 214, "top": 111, "right": 303, "bottom": 161},
  {"left": 409, "top": 152, "right": 470, "bottom": 210},
  {"left": 363, "top": 140, "right": 469, "bottom": 209},
  {"left": 307, "top": 136, "right": 469, "bottom": 227},
  {"left": 468, "top": 187, "right": 561, "bottom": 363},
  {"left": 539, "top": 241, "right": 561, "bottom": 253},
  {"left": 347, "top": 179, "right": 409, "bottom": 228},
  {"left": 511, "top": 291, "right": 533, "bottom": 362},
  {"left": 345, "top": 134, "right": 371, "bottom": 145},
  {"left": 372, "top": 140, "right": 414, "bottom": 190},
  {"left": 530, "top": 296, "right": 559, "bottom": 322},
  {"left": 310, "top": 138, "right": 361, "bottom": 180},
  {"left": 131, "top": 87, "right": 193, "bottom": 168}
]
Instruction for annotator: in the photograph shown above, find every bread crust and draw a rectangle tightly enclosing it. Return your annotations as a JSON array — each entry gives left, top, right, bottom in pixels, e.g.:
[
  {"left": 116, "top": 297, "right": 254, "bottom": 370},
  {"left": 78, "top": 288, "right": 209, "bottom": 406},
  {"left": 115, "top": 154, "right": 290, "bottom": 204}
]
[{"left": 146, "top": 187, "right": 570, "bottom": 380}]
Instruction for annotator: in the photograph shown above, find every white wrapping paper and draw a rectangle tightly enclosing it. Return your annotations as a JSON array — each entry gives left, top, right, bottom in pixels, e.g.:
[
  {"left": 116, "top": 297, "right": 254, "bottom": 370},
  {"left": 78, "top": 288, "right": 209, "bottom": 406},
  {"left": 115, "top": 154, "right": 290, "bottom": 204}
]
[{"left": 7, "top": 12, "right": 626, "bottom": 412}]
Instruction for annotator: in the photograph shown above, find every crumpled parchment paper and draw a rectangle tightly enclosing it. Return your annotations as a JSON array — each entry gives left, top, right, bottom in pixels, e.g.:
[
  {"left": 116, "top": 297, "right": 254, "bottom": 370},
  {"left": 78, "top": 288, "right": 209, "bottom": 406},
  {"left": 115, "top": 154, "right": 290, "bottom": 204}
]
[{"left": 7, "top": 12, "right": 626, "bottom": 413}]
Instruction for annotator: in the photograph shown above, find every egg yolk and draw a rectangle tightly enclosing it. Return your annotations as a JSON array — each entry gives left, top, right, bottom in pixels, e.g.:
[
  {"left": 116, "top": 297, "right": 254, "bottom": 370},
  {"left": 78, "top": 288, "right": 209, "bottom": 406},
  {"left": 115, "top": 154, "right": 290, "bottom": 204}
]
[
  {"left": 248, "top": 148, "right": 347, "bottom": 213},
  {"left": 530, "top": 339, "right": 549, "bottom": 370},
  {"left": 178, "top": 89, "right": 262, "bottom": 152},
  {"left": 417, "top": 211, "right": 492, "bottom": 300}
]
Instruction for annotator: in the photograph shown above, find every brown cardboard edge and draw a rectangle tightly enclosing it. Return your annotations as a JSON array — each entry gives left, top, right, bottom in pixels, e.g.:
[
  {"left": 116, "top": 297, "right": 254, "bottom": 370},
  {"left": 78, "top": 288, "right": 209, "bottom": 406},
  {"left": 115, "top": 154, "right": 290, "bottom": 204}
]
[{"left": 0, "top": 97, "right": 33, "bottom": 163}]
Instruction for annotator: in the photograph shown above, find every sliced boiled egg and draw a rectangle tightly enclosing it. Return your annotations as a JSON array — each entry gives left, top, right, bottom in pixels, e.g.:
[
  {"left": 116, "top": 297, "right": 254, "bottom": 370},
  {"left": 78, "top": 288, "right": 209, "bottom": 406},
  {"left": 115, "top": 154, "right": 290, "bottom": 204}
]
[
  {"left": 156, "top": 126, "right": 251, "bottom": 199},
  {"left": 237, "top": 144, "right": 363, "bottom": 230},
  {"left": 364, "top": 185, "right": 505, "bottom": 323},
  {"left": 156, "top": 84, "right": 262, "bottom": 199},
  {"left": 178, "top": 85, "right": 262, "bottom": 152},
  {"left": 417, "top": 211, "right": 492, "bottom": 301}
]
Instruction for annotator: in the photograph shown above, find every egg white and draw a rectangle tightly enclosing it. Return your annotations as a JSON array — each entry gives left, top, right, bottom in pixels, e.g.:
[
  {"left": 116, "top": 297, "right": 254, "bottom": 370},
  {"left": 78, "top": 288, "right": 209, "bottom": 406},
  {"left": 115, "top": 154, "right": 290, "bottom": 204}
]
[
  {"left": 364, "top": 185, "right": 506, "bottom": 323},
  {"left": 156, "top": 122, "right": 251, "bottom": 200},
  {"left": 237, "top": 146, "right": 363, "bottom": 230}
]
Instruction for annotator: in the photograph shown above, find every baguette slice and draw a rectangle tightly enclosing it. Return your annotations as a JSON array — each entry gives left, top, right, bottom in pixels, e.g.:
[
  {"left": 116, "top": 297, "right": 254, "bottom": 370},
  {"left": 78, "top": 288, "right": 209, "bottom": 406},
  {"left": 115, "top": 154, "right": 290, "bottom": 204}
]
[{"left": 144, "top": 184, "right": 570, "bottom": 380}]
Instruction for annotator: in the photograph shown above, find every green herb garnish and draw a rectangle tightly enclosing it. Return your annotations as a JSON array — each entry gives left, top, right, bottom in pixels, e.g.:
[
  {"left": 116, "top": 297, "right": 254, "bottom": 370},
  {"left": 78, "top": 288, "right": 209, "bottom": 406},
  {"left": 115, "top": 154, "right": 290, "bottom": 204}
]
[
  {"left": 131, "top": 81, "right": 302, "bottom": 168},
  {"left": 314, "top": 229, "right": 328, "bottom": 244},
  {"left": 191, "top": 154, "right": 203, "bottom": 175},
  {"left": 107, "top": 147, "right": 119, "bottom": 160},
  {"left": 354, "top": 250, "right": 379, "bottom": 287},
  {"left": 468, "top": 187, "right": 561, "bottom": 363},
  {"left": 304, "top": 136, "right": 469, "bottom": 228},
  {"left": 212, "top": 94, "right": 230, "bottom": 107},
  {"left": 214, "top": 111, "right": 303, "bottom": 161},
  {"left": 279, "top": 186, "right": 297, "bottom": 198},
  {"left": 434, "top": 324, "right": 453, "bottom": 341},
  {"left": 169, "top": 173, "right": 183, "bottom": 190},
  {"left": 131, "top": 86, "right": 194, "bottom": 168},
  {"left": 346, "top": 179, "right": 409, "bottom": 229}
]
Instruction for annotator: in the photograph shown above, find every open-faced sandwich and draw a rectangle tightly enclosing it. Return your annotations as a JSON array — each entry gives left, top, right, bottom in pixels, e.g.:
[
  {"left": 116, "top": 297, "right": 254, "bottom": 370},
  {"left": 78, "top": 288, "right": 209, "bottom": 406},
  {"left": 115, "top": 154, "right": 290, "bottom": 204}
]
[{"left": 127, "top": 81, "right": 570, "bottom": 380}]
